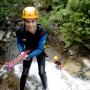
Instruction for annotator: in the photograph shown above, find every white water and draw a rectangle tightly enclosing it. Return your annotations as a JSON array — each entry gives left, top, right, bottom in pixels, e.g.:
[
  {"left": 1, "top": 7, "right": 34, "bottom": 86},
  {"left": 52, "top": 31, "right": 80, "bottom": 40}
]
[{"left": 14, "top": 61, "right": 90, "bottom": 90}]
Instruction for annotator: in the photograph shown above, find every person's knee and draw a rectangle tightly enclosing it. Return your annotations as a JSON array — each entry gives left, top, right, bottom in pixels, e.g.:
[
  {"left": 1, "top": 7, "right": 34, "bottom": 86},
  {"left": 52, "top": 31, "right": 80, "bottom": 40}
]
[
  {"left": 22, "top": 68, "right": 29, "bottom": 77},
  {"left": 39, "top": 71, "right": 46, "bottom": 77}
]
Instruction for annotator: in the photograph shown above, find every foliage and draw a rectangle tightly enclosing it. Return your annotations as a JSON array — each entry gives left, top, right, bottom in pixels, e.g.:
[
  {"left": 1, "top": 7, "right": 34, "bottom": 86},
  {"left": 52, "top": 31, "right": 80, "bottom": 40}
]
[
  {"left": 38, "top": 16, "right": 49, "bottom": 29},
  {"left": 0, "top": 0, "right": 90, "bottom": 47},
  {"left": 0, "top": 0, "right": 33, "bottom": 23},
  {"left": 59, "top": 0, "right": 90, "bottom": 47},
  {"left": 40, "top": 0, "right": 90, "bottom": 47}
]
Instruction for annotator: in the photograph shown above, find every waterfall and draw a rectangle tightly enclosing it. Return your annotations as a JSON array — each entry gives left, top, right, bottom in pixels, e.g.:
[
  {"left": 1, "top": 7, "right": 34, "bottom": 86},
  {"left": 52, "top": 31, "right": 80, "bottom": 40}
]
[{"left": 14, "top": 61, "right": 90, "bottom": 90}]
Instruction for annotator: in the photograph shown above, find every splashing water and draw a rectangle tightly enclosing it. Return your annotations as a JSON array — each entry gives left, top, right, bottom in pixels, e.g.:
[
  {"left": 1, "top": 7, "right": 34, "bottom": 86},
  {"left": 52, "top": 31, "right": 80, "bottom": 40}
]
[{"left": 14, "top": 61, "right": 90, "bottom": 90}]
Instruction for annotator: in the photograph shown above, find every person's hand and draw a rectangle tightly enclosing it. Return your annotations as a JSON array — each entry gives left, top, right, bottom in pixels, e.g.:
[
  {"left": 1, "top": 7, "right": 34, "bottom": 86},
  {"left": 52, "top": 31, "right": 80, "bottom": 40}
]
[
  {"left": 5, "top": 62, "right": 14, "bottom": 70},
  {"left": 26, "top": 57, "right": 31, "bottom": 61},
  {"left": 20, "top": 52, "right": 28, "bottom": 60}
]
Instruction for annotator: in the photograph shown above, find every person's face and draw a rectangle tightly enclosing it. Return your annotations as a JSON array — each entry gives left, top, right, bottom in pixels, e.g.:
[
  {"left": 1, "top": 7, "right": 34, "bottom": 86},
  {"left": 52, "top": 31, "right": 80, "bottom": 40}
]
[{"left": 25, "top": 18, "right": 37, "bottom": 33}]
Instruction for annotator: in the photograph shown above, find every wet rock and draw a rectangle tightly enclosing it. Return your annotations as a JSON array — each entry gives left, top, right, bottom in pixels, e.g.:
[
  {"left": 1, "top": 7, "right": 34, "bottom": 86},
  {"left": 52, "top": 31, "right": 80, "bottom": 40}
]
[
  {"left": 0, "top": 73, "right": 19, "bottom": 90},
  {"left": 64, "top": 62, "right": 81, "bottom": 75},
  {"left": 0, "top": 31, "right": 5, "bottom": 41},
  {"left": 0, "top": 73, "right": 27, "bottom": 90},
  {"left": 69, "top": 49, "right": 74, "bottom": 56},
  {"left": 82, "top": 58, "right": 90, "bottom": 67},
  {"left": 74, "top": 57, "right": 90, "bottom": 79},
  {"left": 85, "top": 71, "right": 90, "bottom": 80},
  {"left": 2, "top": 31, "right": 12, "bottom": 41},
  {"left": 68, "top": 45, "right": 80, "bottom": 56}
]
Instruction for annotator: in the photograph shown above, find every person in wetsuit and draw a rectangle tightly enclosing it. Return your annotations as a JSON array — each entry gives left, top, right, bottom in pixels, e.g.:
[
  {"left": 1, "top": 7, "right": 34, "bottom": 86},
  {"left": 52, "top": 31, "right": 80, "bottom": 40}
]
[{"left": 16, "top": 6, "right": 48, "bottom": 90}]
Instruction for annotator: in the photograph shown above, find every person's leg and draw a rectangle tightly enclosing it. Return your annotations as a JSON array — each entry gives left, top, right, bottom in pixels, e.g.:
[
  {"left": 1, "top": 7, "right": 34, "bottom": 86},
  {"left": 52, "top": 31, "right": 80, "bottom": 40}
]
[
  {"left": 20, "top": 59, "right": 32, "bottom": 90},
  {"left": 37, "top": 54, "right": 47, "bottom": 89}
]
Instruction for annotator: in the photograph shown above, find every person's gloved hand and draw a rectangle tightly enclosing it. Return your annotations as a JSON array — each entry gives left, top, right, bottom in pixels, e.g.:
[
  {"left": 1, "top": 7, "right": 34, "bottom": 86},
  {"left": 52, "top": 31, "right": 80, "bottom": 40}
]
[
  {"left": 26, "top": 57, "right": 31, "bottom": 61},
  {"left": 5, "top": 62, "right": 15, "bottom": 70},
  {"left": 20, "top": 52, "right": 28, "bottom": 60}
]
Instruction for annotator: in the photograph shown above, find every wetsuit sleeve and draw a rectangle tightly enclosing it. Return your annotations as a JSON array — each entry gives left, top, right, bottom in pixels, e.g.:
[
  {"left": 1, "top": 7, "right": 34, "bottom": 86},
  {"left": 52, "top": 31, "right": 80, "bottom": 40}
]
[
  {"left": 28, "top": 33, "right": 47, "bottom": 58},
  {"left": 16, "top": 32, "right": 25, "bottom": 53}
]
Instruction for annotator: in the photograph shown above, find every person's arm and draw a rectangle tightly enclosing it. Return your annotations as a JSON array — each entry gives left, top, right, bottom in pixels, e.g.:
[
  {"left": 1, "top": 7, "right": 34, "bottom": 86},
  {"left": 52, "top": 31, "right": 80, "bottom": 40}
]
[
  {"left": 16, "top": 33, "right": 25, "bottom": 53},
  {"left": 28, "top": 34, "right": 47, "bottom": 58}
]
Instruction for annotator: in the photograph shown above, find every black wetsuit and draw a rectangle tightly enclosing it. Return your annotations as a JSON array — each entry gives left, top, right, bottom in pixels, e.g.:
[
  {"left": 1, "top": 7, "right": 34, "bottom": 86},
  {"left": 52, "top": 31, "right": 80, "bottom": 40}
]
[{"left": 16, "top": 24, "right": 47, "bottom": 90}]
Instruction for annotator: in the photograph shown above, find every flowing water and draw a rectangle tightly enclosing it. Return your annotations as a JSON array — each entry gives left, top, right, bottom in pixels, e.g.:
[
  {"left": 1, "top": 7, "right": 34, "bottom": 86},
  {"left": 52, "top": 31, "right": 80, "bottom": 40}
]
[{"left": 14, "top": 61, "right": 90, "bottom": 90}]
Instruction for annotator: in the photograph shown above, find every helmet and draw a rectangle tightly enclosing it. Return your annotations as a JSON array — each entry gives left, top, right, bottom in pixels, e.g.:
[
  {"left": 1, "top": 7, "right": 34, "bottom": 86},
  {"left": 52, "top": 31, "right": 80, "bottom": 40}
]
[
  {"left": 22, "top": 7, "right": 38, "bottom": 19},
  {"left": 53, "top": 56, "right": 59, "bottom": 61}
]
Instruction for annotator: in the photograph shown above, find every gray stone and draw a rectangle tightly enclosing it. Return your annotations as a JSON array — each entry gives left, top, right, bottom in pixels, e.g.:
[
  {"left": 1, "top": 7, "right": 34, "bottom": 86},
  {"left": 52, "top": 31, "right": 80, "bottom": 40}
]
[{"left": 0, "top": 31, "right": 5, "bottom": 40}]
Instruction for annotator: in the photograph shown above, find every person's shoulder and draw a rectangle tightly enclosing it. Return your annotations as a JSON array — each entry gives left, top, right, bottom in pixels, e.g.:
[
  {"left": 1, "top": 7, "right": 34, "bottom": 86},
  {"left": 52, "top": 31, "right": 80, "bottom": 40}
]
[
  {"left": 16, "top": 24, "right": 24, "bottom": 32},
  {"left": 37, "top": 24, "right": 47, "bottom": 32},
  {"left": 16, "top": 24, "right": 24, "bottom": 30},
  {"left": 16, "top": 24, "right": 25, "bottom": 35},
  {"left": 37, "top": 24, "right": 47, "bottom": 36}
]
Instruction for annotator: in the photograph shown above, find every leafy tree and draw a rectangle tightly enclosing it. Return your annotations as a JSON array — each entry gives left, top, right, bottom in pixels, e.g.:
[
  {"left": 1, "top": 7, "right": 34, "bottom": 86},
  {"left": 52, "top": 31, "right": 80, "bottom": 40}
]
[
  {"left": 41, "top": 0, "right": 90, "bottom": 47},
  {"left": 0, "top": 0, "right": 33, "bottom": 23},
  {"left": 59, "top": 0, "right": 90, "bottom": 47}
]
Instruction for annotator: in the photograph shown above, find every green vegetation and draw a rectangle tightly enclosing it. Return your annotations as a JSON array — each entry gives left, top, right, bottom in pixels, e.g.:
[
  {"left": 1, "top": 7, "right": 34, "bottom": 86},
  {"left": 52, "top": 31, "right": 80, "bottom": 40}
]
[
  {"left": 0, "top": 0, "right": 33, "bottom": 22},
  {"left": 0, "top": 0, "right": 90, "bottom": 47},
  {"left": 39, "top": 0, "right": 90, "bottom": 47}
]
